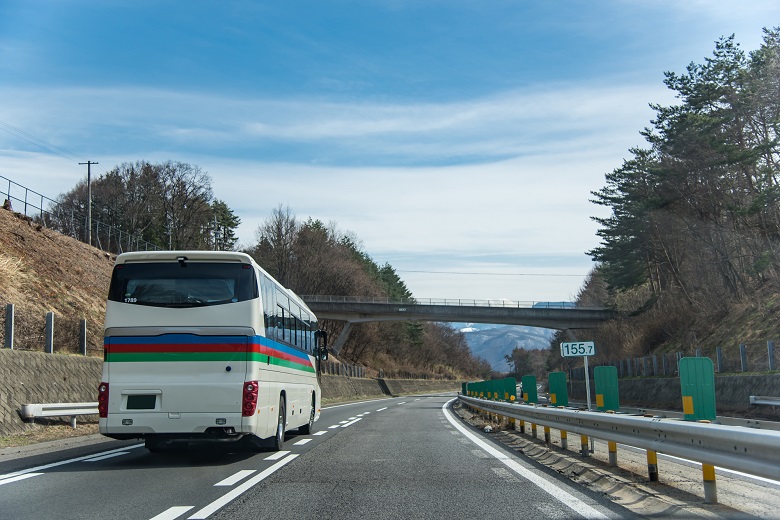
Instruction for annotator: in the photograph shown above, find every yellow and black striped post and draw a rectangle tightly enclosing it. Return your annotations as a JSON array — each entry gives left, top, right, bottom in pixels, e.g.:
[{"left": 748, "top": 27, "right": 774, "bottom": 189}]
[
  {"left": 531, "top": 423, "right": 538, "bottom": 439},
  {"left": 519, "top": 419, "right": 525, "bottom": 434},
  {"left": 560, "top": 430, "right": 568, "bottom": 450},
  {"left": 703, "top": 464, "right": 717, "bottom": 503},
  {"left": 544, "top": 426, "right": 551, "bottom": 445},
  {"left": 647, "top": 450, "right": 658, "bottom": 481},
  {"left": 580, "top": 434, "right": 589, "bottom": 458},
  {"left": 608, "top": 441, "right": 617, "bottom": 466}
]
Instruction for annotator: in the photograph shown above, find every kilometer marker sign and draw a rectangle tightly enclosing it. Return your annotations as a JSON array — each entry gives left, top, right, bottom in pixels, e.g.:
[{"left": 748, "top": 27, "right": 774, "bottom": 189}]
[
  {"left": 560, "top": 341, "right": 595, "bottom": 357},
  {"left": 561, "top": 341, "right": 596, "bottom": 411}
]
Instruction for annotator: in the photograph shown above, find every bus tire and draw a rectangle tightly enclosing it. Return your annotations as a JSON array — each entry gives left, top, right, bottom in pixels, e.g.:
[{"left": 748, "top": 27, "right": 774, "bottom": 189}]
[
  {"left": 299, "top": 396, "right": 316, "bottom": 435},
  {"left": 271, "top": 397, "right": 286, "bottom": 451}
]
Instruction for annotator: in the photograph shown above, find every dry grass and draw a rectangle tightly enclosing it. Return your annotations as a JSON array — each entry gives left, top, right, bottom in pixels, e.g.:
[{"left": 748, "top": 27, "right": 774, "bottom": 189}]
[
  {"left": 0, "top": 208, "right": 113, "bottom": 353},
  {"left": 0, "top": 420, "right": 99, "bottom": 449}
]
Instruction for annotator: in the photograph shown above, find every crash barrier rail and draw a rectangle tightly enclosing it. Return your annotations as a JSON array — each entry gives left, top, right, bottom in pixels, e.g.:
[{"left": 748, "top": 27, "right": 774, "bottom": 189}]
[
  {"left": 459, "top": 395, "right": 780, "bottom": 504},
  {"left": 20, "top": 402, "right": 98, "bottom": 428},
  {"left": 749, "top": 395, "right": 780, "bottom": 406}
]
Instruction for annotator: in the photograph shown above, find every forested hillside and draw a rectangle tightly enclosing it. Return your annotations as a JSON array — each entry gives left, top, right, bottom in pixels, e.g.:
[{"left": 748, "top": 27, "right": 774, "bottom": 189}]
[
  {"left": 552, "top": 29, "right": 780, "bottom": 370},
  {"left": 249, "top": 206, "right": 492, "bottom": 379},
  {"left": 13, "top": 167, "right": 491, "bottom": 380}
]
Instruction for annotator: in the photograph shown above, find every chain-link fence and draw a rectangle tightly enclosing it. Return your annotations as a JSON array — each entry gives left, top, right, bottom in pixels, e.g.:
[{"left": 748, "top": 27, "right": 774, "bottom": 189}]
[{"left": 1, "top": 174, "right": 160, "bottom": 255}]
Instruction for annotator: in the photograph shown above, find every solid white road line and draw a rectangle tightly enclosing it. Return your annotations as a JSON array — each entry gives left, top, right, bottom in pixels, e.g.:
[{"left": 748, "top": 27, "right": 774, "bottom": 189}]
[
  {"left": 442, "top": 399, "right": 608, "bottom": 520},
  {"left": 0, "top": 443, "right": 144, "bottom": 481},
  {"left": 187, "top": 454, "right": 299, "bottom": 519},
  {"left": 85, "top": 451, "right": 130, "bottom": 462},
  {"left": 264, "top": 450, "right": 291, "bottom": 461},
  {"left": 214, "top": 470, "right": 256, "bottom": 487},
  {"left": 149, "top": 506, "right": 194, "bottom": 520},
  {"left": 0, "top": 473, "right": 43, "bottom": 486}
]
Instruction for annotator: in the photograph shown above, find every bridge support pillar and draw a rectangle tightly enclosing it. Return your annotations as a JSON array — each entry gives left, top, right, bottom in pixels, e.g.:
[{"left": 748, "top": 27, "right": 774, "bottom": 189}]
[{"left": 330, "top": 322, "right": 354, "bottom": 355}]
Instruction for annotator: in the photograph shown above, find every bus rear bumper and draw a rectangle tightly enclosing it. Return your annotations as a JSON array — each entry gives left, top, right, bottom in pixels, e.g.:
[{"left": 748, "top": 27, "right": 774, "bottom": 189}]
[{"left": 99, "top": 412, "right": 244, "bottom": 438}]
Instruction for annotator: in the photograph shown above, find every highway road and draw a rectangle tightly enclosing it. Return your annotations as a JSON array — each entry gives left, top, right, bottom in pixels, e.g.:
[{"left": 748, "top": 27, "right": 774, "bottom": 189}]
[{"left": 0, "top": 394, "right": 629, "bottom": 520}]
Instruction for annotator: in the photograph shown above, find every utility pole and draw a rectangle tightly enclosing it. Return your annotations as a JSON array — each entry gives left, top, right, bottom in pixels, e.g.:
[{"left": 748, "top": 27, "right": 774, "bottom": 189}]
[{"left": 79, "top": 161, "right": 98, "bottom": 246}]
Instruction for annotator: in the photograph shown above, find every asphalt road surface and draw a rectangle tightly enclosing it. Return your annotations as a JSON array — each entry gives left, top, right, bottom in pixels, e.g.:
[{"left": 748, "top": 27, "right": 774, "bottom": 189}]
[{"left": 1, "top": 395, "right": 631, "bottom": 519}]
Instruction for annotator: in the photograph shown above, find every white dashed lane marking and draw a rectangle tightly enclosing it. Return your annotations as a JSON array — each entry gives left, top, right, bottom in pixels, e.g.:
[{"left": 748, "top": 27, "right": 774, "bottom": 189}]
[{"left": 214, "top": 470, "right": 256, "bottom": 487}]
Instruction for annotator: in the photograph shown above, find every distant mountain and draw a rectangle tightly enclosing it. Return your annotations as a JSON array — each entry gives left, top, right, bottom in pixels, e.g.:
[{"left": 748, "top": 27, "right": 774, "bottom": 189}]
[{"left": 453, "top": 323, "right": 555, "bottom": 372}]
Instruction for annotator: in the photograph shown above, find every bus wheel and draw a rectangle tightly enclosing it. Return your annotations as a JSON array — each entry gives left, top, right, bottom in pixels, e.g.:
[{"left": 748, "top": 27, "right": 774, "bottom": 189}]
[
  {"left": 271, "top": 397, "right": 286, "bottom": 451},
  {"left": 299, "top": 400, "right": 315, "bottom": 435}
]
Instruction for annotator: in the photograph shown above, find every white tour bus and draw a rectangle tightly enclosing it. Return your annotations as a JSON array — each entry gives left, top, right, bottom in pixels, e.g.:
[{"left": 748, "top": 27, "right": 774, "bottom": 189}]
[{"left": 98, "top": 251, "right": 328, "bottom": 452}]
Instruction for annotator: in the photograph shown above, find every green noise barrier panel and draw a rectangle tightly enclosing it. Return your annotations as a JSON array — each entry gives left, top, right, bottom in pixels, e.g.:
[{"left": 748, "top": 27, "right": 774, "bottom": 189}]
[
  {"left": 679, "top": 357, "right": 716, "bottom": 421},
  {"left": 594, "top": 365, "right": 619, "bottom": 411},
  {"left": 547, "top": 371, "right": 568, "bottom": 407},
  {"left": 521, "top": 375, "right": 537, "bottom": 404}
]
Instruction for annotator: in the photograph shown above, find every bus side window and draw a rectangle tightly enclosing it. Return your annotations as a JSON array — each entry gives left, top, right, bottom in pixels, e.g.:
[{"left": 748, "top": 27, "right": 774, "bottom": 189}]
[{"left": 277, "top": 306, "right": 286, "bottom": 341}]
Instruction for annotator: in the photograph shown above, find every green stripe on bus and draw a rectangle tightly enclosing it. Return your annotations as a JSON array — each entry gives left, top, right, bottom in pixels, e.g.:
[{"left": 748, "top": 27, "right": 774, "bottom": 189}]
[
  {"left": 106, "top": 352, "right": 245, "bottom": 363},
  {"left": 106, "top": 352, "right": 315, "bottom": 373},
  {"left": 269, "top": 356, "right": 316, "bottom": 373}
]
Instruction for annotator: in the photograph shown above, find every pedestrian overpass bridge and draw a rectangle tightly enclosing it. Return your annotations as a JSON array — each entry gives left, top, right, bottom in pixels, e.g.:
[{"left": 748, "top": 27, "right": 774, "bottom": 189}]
[{"left": 301, "top": 296, "right": 617, "bottom": 354}]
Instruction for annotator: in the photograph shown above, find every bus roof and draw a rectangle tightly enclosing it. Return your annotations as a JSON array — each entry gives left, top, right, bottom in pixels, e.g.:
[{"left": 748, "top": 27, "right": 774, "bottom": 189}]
[{"left": 114, "top": 251, "right": 253, "bottom": 265}]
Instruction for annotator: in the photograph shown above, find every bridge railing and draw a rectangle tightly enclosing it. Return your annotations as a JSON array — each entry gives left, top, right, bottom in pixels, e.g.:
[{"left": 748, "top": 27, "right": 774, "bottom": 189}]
[{"left": 301, "top": 295, "right": 591, "bottom": 309}]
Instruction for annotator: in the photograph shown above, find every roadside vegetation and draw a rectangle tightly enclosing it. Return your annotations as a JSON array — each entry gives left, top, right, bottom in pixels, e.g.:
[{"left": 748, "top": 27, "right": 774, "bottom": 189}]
[
  {"left": 3, "top": 164, "right": 491, "bottom": 380},
  {"left": 551, "top": 28, "right": 780, "bottom": 372}
]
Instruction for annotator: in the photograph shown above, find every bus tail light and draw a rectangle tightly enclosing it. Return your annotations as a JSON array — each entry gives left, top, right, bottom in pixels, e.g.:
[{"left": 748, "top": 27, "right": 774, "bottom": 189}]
[
  {"left": 242, "top": 381, "right": 258, "bottom": 417},
  {"left": 98, "top": 382, "right": 109, "bottom": 418}
]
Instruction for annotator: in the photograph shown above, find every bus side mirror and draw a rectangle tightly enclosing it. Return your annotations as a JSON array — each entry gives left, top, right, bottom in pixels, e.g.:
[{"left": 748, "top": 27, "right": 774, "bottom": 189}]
[{"left": 315, "top": 330, "right": 329, "bottom": 361}]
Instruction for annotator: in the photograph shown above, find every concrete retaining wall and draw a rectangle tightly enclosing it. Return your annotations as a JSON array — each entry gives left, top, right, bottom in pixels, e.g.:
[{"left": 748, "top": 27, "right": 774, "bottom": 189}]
[
  {"left": 569, "top": 373, "right": 780, "bottom": 419},
  {"left": 0, "top": 349, "right": 461, "bottom": 435},
  {"left": 0, "top": 350, "right": 102, "bottom": 435}
]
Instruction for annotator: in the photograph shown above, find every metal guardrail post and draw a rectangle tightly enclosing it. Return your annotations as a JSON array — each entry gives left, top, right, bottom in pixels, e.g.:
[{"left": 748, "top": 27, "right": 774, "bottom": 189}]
[
  {"left": 769, "top": 341, "right": 775, "bottom": 371},
  {"left": 740, "top": 344, "right": 748, "bottom": 372},
  {"left": 608, "top": 441, "right": 617, "bottom": 466},
  {"left": 716, "top": 347, "right": 723, "bottom": 372},
  {"left": 647, "top": 450, "right": 659, "bottom": 481},
  {"left": 4, "top": 303, "right": 14, "bottom": 349},
  {"left": 79, "top": 319, "right": 87, "bottom": 356},
  {"left": 44, "top": 312, "right": 54, "bottom": 353},
  {"left": 703, "top": 464, "right": 717, "bottom": 503},
  {"left": 580, "top": 434, "right": 589, "bottom": 458}
]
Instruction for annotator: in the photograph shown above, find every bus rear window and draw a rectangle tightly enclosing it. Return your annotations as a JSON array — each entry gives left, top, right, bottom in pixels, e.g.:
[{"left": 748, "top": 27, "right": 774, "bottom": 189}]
[{"left": 108, "top": 262, "right": 258, "bottom": 307}]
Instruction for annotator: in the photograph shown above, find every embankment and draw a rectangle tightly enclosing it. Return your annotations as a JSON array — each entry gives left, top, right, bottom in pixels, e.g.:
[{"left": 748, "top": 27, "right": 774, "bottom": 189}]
[{"left": 0, "top": 350, "right": 460, "bottom": 435}]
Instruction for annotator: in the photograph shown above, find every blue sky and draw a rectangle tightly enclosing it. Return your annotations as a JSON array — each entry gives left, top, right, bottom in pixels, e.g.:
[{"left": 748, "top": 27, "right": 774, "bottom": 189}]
[{"left": 1, "top": 1, "right": 778, "bottom": 301}]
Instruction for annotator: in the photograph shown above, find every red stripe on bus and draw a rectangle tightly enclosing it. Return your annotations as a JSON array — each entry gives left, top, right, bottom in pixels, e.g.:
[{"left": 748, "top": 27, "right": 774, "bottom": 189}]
[{"left": 107, "top": 343, "right": 246, "bottom": 353}]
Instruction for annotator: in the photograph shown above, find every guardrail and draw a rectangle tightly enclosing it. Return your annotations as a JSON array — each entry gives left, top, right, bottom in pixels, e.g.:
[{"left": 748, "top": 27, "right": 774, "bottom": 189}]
[
  {"left": 20, "top": 402, "right": 99, "bottom": 428},
  {"left": 749, "top": 395, "right": 780, "bottom": 406},
  {"left": 459, "top": 395, "right": 780, "bottom": 503}
]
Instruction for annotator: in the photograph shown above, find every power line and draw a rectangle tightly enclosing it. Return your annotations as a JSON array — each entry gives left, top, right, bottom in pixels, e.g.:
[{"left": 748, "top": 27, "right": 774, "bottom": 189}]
[
  {"left": 396, "top": 270, "right": 587, "bottom": 277},
  {"left": 0, "top": 119, "right": 89, "bottom": 163}
]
